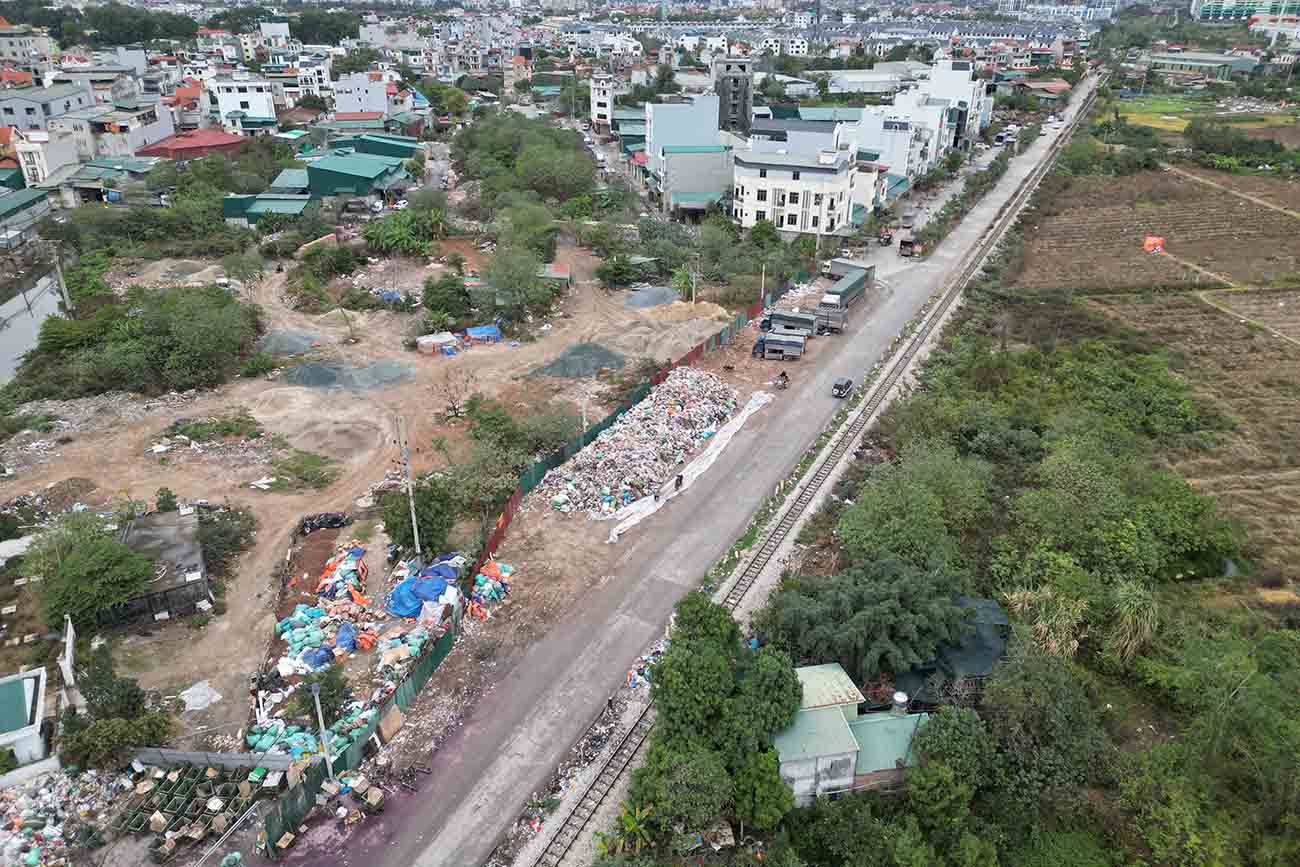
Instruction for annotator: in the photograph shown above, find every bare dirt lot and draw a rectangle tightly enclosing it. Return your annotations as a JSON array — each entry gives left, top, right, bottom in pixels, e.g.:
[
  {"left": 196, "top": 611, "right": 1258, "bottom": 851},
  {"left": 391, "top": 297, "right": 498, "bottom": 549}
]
[
  {"left": 0, "top": 241, "right": 736, "bottom": 746},
  {"left": 1089, "top": 291, "right": 1300, "bottom": 576},
  {"left": 1014, "top": 170, "right": 1300, "bottom": 291}
]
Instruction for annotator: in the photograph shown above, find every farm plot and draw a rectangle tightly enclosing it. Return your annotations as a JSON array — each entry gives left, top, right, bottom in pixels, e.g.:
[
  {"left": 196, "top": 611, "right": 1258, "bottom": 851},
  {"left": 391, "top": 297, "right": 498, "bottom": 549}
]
[
  {"left": 1015, "top": 171, "right": 1300, "bottom": 291},
  {"left": 1175, "top": 165, "right": 1300, "bottom": 214},
  {"left": 1205, "top": 288, "right": 1300, "bottom": 343},
  {"left": 1089, "top": 292, "right": 1300, "bottom": 575}
]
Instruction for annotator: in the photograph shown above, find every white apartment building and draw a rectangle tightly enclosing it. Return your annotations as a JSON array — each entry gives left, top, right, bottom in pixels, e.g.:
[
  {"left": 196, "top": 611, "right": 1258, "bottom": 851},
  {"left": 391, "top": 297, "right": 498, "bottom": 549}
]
[
  {"left": 589, "top": 72, "right": 622, "bottom": 131},
  {"left": 784, "top": 38, "right": 810, "bottom": 57},
  {"left": 260, "top": 22, "right": 292, "bottom": 49},
  {"left": 334, "top": 71, "right": 390, "bottom": 115},
  {"left": 733, "top": 147, "right": 856, "bottom": 236},
  {"left": 208, "top": 74, "right": 277, "bottom": 133},
  {"left": 14, "top": 128, "right": 78, "bottom": 186}
]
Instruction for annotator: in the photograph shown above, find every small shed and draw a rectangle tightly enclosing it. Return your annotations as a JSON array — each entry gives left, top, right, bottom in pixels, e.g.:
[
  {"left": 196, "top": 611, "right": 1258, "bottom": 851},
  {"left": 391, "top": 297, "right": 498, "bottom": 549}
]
[
  {"left": 773, "top": 706, "right": 859, "bottom": 805},
  {"left": 0, "top": 668, "right": 47, "bottom": 765},
  {"left": 847, "top": 708, "right": 930, "bottom": 791},
  {"left": 465, "top": 324, "right": 502, "bottom": 344},
  {"left": 416, "top": 332, "right": 459, "bottom": 355}
]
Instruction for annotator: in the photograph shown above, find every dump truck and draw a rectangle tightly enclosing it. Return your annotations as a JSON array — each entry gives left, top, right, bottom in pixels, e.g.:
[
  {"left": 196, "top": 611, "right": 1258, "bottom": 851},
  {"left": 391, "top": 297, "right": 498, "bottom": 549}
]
[
  {"left": 761, "top": 309, "right": 818, "bottom": 338},
  {"left": 815, "top": 259, "right": 875, "bottom": 334},
  {"left": 752, "top": 333, "right": 806, "bottom": 361}
]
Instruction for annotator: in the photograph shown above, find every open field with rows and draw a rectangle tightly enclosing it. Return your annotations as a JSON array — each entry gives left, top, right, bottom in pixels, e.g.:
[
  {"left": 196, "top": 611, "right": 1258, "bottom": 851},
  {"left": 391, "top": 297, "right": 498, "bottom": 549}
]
[
  {"left": 1090, "top": 291, "right": 1300, "bottom": 576},
  {"left": 1175, "top": 164, "right": 1300, "bottom": 212},
  {"left": 1013, "top": 170, "right": 1300, "bottom": 291},
  {"left": 1206, "top": 288, "right": 1300, "bottom": 342},
  {"left": 1116, "top": 94, "right": 1300, "bottom": 134}
]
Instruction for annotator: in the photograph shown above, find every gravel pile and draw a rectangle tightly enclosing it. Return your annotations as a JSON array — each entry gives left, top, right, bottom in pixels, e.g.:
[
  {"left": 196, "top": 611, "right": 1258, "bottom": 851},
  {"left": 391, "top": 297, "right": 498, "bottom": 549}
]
[{"left": 534, "top": 367, "right": 738, "bottom": 515}]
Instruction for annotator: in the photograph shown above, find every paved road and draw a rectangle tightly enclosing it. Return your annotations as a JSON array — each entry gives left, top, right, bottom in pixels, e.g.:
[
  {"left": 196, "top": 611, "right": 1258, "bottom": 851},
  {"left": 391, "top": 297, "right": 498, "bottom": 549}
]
[{"left": 286, "top": 77, "right": 1094, "bottom": 867}]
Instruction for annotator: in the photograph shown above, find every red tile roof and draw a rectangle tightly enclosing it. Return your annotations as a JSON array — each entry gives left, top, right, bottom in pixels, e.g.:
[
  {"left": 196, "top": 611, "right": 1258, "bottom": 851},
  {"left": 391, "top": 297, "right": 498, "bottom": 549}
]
[
  {"left": 335, "top": 111, "right": 384, "bottom": 121},
  {"left": 0, "top": 69, "right": 31, "bottom": 86},
  {"left": 137, "top": 128, "right": 246, "bottom": 158}
]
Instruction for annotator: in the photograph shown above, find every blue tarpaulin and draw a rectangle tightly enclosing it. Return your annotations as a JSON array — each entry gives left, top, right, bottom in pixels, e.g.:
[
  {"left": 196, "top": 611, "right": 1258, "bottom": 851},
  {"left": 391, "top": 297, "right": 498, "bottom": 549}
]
[
  {"left": 466, "top": 325, "right": 502, "bottom": 343},
  {"left": 302, "top": 647, "right": 333, "bottom": 669},
  {"left": 386, "top": 576, "right": 450, "bottom": 618},
  {"left": 335, "top": 621, "right": 358, "bottom": 652}
]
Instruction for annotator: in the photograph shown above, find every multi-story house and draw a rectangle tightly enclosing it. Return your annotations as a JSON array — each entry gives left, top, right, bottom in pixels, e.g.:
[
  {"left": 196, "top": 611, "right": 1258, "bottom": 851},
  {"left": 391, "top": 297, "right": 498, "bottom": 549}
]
[
  {"left": 0, "top": 23, "right": 54, "bottom": 71},
  {"left": 48, "top": 96, "right": 176, "bottom": 160},
  {"left": 13, "top": 127, "right": 78, "bottom": 186},
  {"left": 334, "top": 71, "right": 390, "bottom": 115},
  {"left": 0, "top": 83, "right": 94, "bottom": 132},
  {"left": 207, "top": 74, "right": 278, "bottom": 135},
  {"left": 733, "top": 147, "right": 856, "bottom": 236}
]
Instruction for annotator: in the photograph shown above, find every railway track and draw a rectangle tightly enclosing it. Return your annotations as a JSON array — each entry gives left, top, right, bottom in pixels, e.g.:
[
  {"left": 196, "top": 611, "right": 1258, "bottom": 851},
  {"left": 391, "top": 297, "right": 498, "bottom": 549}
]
[{"left": 526, "top": 74, "right": 1104, "bottom": 867}]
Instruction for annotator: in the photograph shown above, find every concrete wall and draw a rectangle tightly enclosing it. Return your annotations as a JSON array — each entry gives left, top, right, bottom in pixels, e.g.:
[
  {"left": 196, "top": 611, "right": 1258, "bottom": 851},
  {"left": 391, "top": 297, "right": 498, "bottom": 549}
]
[
  {"left": 662, "top": 149, "right": 732, "bottom": 215},
  {"left": 779, "top": 751, "right": 858, "bottom": 807},
  {"left": 645, "top": 95, "right": 719, "bottom": 180}
]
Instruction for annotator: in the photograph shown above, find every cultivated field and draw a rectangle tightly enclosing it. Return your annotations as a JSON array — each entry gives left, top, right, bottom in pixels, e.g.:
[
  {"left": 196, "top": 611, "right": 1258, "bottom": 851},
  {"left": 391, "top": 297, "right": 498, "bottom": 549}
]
[
  {"left": 1090, "top": 291, "right": 1300, "bottom": 576},
  {"left": 1013, "top": 170, "right": 1300, "bottom": 291}
]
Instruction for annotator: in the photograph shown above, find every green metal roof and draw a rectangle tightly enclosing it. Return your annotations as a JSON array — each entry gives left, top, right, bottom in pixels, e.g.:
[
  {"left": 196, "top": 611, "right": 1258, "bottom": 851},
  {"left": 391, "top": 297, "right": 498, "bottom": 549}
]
[
  {"left": 616, "top": 120, "right": 646, "bottom": 133},
  {"left": 274, "top": 129, "right": 310, "bottom": 139},
  {"left": 389, "top": 111, "right": 425, "bottom": 124},
  {"left": 796, "top": 663, "right": 865, "bottom": 711},
  {"left": 612, "top": 108, "right": 643, "bottom": 121},
  {"left": 309, "top": 154, "right": 397, "bottom": 179},
  {"left": 0, "top": 679, "right": 30, "bottom": 734},
  {"left": 246, "top": 195, "right": 312, "bottom": 216},
  {"left": 316, "top": 119, "right": 389, "bottom": 131},
  {"left": 661, "top": 145, "right": 728, "bottom": 155},
  {"left": 270, "top": 168, "right": 309, "bottom": 189},
  {"left": 0, "top": 188, "right": 46, "bottom": 219},
  {"left": 774, "top": 707, "right": 859, "bottom": 763},
  {"left": 623, "top": 142, "right": 645, "bottom": 154},
  {"left": 848, "top": 712, "right": 929, "bottom": 775}
]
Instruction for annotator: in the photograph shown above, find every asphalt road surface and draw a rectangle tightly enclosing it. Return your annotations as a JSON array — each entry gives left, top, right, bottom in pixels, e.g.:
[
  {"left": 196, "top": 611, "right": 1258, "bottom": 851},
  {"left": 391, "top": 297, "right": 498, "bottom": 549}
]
[{"left": 285, "top": 75, "right": 1096, "bottom": 867}]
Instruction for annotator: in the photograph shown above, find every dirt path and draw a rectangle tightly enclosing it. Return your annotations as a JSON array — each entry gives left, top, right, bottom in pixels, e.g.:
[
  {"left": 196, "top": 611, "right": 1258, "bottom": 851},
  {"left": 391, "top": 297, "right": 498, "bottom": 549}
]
[{"left": 1163, "top": 163, "right": 1300, "bottom": 221}]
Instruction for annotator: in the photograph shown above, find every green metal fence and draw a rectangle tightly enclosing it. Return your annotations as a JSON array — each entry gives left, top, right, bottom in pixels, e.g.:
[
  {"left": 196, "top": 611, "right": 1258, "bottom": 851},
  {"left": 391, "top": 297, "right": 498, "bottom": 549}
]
[{"left": 262, "top": 622, "right": 458, "bottom": 856}]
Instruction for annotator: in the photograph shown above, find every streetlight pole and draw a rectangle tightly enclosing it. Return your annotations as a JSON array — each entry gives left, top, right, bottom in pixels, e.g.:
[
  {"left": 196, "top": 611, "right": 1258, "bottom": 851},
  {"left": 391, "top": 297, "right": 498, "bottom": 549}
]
[
  {"left": 396, "top": 415, "right": 421, "bottom": 562},
  {"left": 311, "top": 683, "right": 336, "bottom": 782}
]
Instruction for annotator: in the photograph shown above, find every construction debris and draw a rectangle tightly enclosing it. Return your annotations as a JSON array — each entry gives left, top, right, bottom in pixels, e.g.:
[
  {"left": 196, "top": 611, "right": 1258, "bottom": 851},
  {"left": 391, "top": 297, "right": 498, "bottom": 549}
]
[{"left": 533, "top": 367, "right": 738, "bottom": 515}]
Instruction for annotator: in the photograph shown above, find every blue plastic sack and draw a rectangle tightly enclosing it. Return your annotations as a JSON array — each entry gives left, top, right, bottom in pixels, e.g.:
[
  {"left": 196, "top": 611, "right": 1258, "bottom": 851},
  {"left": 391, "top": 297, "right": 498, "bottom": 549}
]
[
  {"left": 335, "top": 622, "right": 358, "bottom": 652},
  {"left": 302, "top": 647, "right": 333, "bottom": 669}
]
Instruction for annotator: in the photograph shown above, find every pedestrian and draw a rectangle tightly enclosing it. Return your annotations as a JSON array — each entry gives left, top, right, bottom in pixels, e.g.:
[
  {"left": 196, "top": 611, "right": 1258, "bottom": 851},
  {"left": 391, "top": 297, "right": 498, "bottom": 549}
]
[{"left": 675, "top": 473, "right": 683, "bottom": 493}]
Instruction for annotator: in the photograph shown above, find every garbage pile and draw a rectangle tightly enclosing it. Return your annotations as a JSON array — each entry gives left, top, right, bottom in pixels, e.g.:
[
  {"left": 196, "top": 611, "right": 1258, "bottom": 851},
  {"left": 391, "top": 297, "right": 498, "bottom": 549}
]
[
  {"left": 0, "top": 770, "right": 129, "bottom": 867},
  {"left": 467, "top": 559, "right": 513, "bottom": 621},
  {"left": 535, "top": 368, "right": 738, "bottom": 515},
  {"left": 626, "top": 638, "right": 668, "bottom": 690},
  {"left": 247, "top": 703, "right": 378, "bottom": 759}
]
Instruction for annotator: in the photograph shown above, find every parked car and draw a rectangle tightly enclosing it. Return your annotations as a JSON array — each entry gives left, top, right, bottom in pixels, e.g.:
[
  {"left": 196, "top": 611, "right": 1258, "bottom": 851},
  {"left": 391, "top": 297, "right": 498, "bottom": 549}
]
[
  {"left": 831, "top": 377, "right": 854, "bottom": 398},
  {"left": 394, "top": 200, "right": 409, "bottom": 211}
]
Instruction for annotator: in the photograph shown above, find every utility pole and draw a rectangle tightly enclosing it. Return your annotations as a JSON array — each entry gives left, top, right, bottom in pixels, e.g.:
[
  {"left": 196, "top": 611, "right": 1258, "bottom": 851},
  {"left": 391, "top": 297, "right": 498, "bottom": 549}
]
[
  {"left": 396, "top": 415, "right": 422, "bottom": 562},
  {"left": 311, "top": 683, "right": 336, "bottom": 781}
]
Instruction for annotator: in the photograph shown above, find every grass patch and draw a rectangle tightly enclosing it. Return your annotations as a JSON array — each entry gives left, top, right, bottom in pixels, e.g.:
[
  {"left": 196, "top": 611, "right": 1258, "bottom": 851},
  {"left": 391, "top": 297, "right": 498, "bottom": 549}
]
[
  {"left": 269, "top": 450, "right": 340, "bottom": 491},
  {"left": 351, "top": 519, "right": 375, "bottom": 542},
  {"left": 0, "top": 412, "right": 54, "bottom": 445},
  {"left": 165, "top": 409, "right": 263, "bottom": 442}
]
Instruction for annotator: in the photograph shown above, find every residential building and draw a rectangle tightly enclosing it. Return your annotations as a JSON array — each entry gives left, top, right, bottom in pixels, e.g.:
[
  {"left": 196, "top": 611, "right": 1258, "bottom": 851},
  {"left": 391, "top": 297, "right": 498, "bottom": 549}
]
[
  {"left": 1191, "top": 0, "right": 1300, "bottom": 21},
  {"left": 712, "top": 56, "right": 753, "bottom": 136},
  {"left": 772, "top": 663, "right": 931, "bottom": 806},
  {"left": 13, "top": 128, "right": 77, "bottom": 187},
  {"left": 645, "top": 94, "right": 720, "bottom": 183},
  {"left": 0, "top": 668, "right": 48, "bottom": 766},
  {"left": 733, "top": 146, "right": 856, "bottom": 236},
  {"left": 659, "top": 144, "right": 732, "bottom": 219},
  {"left": 37, "top": 156, "right": 159, "bottom": 209},
  {"left": 0, "top": 188, "right": 52, "bottom": 248},
  {"left": 589, "top": 72, "right": 622, "bottom": 132},
  {"left": 0, "top": 83, "right": 94, "bottom": 131},
  {"left": 0, "top": 22, "right": 54, "bottom": 71},
  {"left": 51, "top": 65, "right": 137, "bottom": 104},
  {"left": 919, "top": 60, "right": 994, "bottom": 148},
  {"left": 334, "top": 71, "right": 390, "bottom": 115},
  {"left": 223, "top": 192, "right": 312, "bottom": 227},
  {"left": 260, "top": 21, "right": 292, "bottom": 50},
  {"left": 1145, "top": 51, "right": 1246, "bottom": 81},
  {"left": 208, "top": 74, "right": 278, "bottom": 135},
  {"left": 48, "top": 98, "right": 175, "bottom": 160}
]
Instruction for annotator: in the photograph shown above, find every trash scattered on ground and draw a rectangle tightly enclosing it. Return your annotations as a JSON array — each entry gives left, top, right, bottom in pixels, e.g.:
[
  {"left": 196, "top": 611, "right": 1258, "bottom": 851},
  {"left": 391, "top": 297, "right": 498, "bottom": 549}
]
[
  {"left": 530, "top": 343, "right": 625, "bottom": 379},
  {"left": 179, "top": 680, "right": 223, "bottom": 711},
  {"left": 532, "top": 367, "right": 738, "bottom": 515},
  {"left": 626, "top": 638, "right": 668, "bottom": 690},
  {"left": 0, "top": 769, "right": 131, "bottom": 866},
  {"left": 466, "top": 559, "right": 513, "bottom": 621}
]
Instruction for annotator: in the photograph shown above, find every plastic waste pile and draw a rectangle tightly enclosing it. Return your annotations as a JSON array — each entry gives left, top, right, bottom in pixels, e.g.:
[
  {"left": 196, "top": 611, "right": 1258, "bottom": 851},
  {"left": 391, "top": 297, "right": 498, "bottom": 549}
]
[
  {"left": 467, "top": 559, "right": 513, "bottom": 620},
  {"left": 535, "top": 368, "right": 738, "bottom": 516},
  {"left": 0, "top": 770, "right": 128, "bottom": 867},
  {"left": 626, "top": 638, "right": 669, "bottom": 690},
  {"left": 316, "top": 546, "right": 371, "bottom": 604},
  {"left": 246, "top": 722, "right": 320, "bottom": 758},
  {"left": 385, "top": 555, "right": 464, "bottom": 621}
]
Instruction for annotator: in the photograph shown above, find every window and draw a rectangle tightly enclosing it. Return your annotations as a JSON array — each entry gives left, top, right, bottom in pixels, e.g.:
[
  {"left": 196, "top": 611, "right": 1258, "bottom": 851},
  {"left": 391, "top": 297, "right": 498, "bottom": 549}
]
[
  {"left": 756, "top": 210, "right": 766, "bottom": 221},
  {"left": 756, "top": 189, "right": 767, "bottom": 202},
  {"left": 24, "top": 107, "right": 33, "bottom": 116},
  {"left": 827, "top": 218, "right": 836, "bottom": 230},
  {"left": 759, "top": 169, "right": 767, "bottom": 178},
  {"left": 811, "top": 215, "right": 819, "bottom": 228},
  {"left": 792, "top": 171, "right": 800, "bottom": 180},
  {"left": 2, "top": 108, "right": 11, "bottom": 116},
  {"left": 813, "top": 193, "right": 822, "bottom": 205},
  {"left": 240, "top": 100, "right": 250, "bottom": 109},
  {"left": 786, "top": 214, "right": 797, "bottom": 226},
  {"left": 237, "top": 86, "right": 247, "bottom": 93},
  {"left": 788, "top": 191, "right": 799, "bottom": 204}
]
